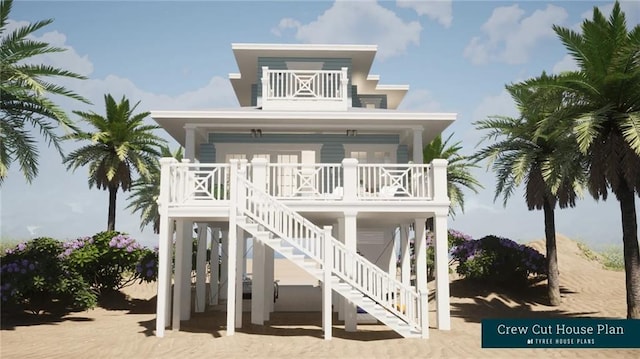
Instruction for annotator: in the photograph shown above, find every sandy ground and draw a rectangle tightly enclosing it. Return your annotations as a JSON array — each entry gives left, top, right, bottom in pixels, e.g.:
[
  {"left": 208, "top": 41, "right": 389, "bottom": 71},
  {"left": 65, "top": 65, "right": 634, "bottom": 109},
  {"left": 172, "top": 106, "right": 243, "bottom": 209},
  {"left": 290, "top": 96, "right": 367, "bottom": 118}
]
[{"left": 1, "top": 235, "right": 638, "bottom": 358}]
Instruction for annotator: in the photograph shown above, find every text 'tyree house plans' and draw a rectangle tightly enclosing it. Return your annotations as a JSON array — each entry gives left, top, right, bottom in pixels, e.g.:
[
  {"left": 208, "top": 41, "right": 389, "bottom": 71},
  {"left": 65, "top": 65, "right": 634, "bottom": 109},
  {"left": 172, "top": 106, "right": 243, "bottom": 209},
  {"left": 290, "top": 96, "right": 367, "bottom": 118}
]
[{"left": 151, "top": 43, "right": 454, "bottom": 340}]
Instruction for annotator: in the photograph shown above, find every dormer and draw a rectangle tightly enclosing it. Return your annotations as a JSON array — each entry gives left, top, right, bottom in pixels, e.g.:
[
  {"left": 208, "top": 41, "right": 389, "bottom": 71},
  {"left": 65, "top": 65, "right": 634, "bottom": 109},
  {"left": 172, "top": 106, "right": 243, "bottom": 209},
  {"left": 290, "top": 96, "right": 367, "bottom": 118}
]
[{"left": 229, "top": 43, "right": 409, "bottom": 111}]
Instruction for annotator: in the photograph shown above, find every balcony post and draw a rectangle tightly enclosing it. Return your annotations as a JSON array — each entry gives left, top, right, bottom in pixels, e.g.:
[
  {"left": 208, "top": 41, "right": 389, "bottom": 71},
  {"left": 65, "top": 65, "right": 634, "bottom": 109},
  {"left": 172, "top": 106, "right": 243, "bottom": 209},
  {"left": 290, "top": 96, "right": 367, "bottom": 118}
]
[
  {"left": 431, "top": 159, "right": 448, "bottom": 202},
  {"left": 342, "top": 158, "right": 358, "bottom": 201},
  {"left": 340, "top": 67, "right": 349, "bottom": 107},
  {"left": 260, "top": 66, "right": 269, "bottom": 107},
  {"left": 434, "top": 212, "right": 451, "bottom": 330}
]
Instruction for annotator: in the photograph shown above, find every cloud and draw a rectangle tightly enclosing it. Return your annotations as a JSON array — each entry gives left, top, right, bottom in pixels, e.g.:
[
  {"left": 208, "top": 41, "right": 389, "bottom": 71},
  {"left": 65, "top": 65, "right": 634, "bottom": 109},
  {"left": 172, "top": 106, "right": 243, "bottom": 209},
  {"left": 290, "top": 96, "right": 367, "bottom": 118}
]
[
  {"left": 397, "top": 88, "right": 441, "bottom": 111},
  {"left": 472, "top": 89, "right": 517, "bottom": 123},
  {"left": 464, "top": 4, "right": 568, "bottom": 65},
  {"left": 552, "top": 54, "right": 578, "bottom": 74},
  {"left": 271, "top": 0, "right": 422, "bottom": 60},
  {"left": 396, "top": 0, "right": 453, "bottom": 28}
]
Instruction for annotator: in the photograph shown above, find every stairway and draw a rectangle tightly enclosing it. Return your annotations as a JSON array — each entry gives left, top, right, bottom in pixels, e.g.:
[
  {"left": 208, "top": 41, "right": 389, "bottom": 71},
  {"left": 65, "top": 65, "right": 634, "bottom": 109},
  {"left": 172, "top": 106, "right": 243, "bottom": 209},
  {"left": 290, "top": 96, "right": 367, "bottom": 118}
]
[{"left": 233, "top": 176, "right": 426, "bottom": 338}]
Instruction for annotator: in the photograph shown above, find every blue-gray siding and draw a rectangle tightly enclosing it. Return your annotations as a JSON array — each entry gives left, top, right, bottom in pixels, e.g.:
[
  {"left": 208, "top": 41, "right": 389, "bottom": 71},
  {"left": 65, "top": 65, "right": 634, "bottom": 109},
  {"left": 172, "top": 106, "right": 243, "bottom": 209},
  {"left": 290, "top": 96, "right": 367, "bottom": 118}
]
[
  {"left": 320, "top": 143, "right": 345, "bottom": 163},
  {"left": 209, "top": 133, "right": 399, "bottom": 144},
  {"left": 396, "top": 145, "right": 409, "bottom": 164},
  {"left": 199, "top": 143, "right": 216, "bottom": 163}
]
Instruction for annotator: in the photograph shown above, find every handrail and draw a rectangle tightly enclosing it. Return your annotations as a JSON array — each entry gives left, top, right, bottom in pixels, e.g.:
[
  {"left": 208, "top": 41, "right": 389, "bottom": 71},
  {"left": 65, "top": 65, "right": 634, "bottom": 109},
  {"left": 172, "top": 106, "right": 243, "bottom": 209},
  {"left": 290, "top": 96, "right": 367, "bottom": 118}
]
[
  {"left": 235, "top": 174, "right": 423, "bottom": 332},
  {"left": 167, "top": 162, "right": 231, "bottom": 205}
]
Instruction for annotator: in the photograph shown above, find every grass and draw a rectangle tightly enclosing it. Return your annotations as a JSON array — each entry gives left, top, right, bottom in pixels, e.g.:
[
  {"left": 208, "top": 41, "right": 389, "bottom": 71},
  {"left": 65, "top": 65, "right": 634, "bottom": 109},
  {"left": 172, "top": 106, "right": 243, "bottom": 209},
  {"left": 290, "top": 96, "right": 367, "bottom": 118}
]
[{"left": 576, "top": 241, "right": 624, "bottom": 271}]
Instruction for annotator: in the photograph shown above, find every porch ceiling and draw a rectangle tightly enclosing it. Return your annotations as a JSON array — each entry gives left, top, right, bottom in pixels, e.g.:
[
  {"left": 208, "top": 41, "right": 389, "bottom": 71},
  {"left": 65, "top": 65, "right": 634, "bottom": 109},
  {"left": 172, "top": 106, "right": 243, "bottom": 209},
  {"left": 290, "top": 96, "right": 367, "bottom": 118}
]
[{"left": 151, "top": 108, "right": 456, "bottom": 147}]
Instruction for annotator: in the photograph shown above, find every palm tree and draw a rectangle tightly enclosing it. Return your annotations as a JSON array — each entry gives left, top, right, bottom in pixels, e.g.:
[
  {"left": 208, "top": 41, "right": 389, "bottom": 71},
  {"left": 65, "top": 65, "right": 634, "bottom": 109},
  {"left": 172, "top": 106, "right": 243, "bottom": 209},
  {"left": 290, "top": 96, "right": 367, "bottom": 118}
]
[
  {"left": 126, "top": 145, "right": 183, "bottom": 233},
  {"left": 522, "top": 2, "right": 640, "bottom": 318},
  {"left": 0, "top": 0, "right": 88, "bottom": 184},
  {"left": 64, "top": 94, "right": 166, "bottom": 231},
  {"left": 474, "top": 80, "right": 585, "bottom": 306},
  {"left": 423, "top": 133, "right": 482, "bottom": 216}
]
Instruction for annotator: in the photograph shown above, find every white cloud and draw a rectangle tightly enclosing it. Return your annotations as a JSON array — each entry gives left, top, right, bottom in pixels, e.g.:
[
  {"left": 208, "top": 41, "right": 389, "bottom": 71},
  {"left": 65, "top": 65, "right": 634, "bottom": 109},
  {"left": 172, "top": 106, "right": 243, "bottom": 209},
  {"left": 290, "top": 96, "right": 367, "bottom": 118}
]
[
  {"left": 397, "top": 88, "right": 441, "bottom": 111},
  {"left": 271, "top": 0, "right": 422, "bottom": 60},
  {"left": 552, "top": 54, "right": 578, "bottom": 74},
  {"left": 396, "top": 0, "right": 453, "bottom": 28},
  {"left": 472, "top": 89, "right": 517, "bottom": 123},
  {"left": 464, "top": 4, "right": 568, "bottom": 65}
]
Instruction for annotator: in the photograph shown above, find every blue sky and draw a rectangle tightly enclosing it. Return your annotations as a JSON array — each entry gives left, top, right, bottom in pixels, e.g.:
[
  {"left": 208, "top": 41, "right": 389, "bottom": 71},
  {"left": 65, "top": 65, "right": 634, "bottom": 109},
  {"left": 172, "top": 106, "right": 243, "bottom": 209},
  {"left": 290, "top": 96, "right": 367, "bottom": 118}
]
[{"left": 2, "top": 0, "right": 639, "bottom": 248}]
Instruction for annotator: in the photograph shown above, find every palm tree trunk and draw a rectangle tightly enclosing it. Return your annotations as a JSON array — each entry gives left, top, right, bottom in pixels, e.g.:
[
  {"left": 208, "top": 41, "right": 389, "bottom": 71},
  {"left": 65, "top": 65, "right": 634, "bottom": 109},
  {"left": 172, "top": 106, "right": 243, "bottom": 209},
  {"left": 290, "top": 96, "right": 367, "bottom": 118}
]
[
  {"left": 107, "top": 184, "right": 117, "bottom": 231},
  {"left": 618, "top": 182, "right": 640, "bottom": 319},
  {"left": 543, "top": 197, "right": 561, "bottom": 306}
]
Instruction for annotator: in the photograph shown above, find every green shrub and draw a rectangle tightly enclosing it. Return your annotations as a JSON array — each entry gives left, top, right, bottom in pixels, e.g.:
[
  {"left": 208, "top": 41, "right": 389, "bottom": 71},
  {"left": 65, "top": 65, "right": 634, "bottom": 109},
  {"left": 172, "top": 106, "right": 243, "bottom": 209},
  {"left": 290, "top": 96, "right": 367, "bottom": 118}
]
[
  {"left": 65, "top": 231, "right": 157, "bottom": 294},
  {"left": 451, "top": 235, "right": 546, "bottom": 287},
  {"left": 600, "top": 246, "right": 624, "bottom": 271},
  {"left": 1, "top": 238, "right": 96, "bottom": 314}
]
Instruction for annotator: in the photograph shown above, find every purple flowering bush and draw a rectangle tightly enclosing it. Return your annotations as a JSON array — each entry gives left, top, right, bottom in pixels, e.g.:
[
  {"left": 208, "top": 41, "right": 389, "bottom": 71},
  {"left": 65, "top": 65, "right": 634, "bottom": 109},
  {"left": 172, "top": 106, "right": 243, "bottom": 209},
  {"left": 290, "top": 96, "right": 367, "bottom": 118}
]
[
  {"left": 425, "top": 229, "right": 473, "bottom": 280},
  {"left": 65, "top": 231, "right": 158, "bottom": 294},
  {"left": 451, "top": 235, "right": 546, "bottom": 287},
  {"left": 1, "top": 238, "right": 96, "bottom": 314}
]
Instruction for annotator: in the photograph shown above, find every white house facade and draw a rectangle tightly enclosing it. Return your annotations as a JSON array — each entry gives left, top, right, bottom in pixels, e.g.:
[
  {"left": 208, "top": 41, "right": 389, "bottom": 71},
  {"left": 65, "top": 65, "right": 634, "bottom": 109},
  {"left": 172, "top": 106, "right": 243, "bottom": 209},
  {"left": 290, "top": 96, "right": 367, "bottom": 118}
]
[{"left": 151, "top": 43, "right": 454, "bottom": 340}]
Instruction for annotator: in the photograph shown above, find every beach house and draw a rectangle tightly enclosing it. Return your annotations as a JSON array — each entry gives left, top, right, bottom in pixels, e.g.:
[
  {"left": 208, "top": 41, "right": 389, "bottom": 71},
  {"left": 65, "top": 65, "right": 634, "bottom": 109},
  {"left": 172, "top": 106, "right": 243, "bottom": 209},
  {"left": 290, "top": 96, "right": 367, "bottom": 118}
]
[{"left": 151, "top": 43, "right": 454, "bottom": 339}]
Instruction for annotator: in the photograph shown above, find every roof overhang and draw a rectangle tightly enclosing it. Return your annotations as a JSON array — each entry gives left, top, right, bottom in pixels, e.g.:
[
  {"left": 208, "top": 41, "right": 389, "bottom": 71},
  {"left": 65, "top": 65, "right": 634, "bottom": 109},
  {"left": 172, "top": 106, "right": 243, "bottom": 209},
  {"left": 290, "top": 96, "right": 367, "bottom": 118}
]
[{"left": 151, "top": 108, "right": 456, "bottom": 148}]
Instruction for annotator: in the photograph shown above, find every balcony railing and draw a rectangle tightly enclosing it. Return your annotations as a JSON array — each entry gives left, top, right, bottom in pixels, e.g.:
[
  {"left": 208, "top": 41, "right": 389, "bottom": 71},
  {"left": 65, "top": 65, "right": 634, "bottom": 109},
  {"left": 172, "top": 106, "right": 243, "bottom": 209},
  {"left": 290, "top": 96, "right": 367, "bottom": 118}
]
[
  {"left": 260, "top": 67, "right": 349, "bottom": 111},
  {"left": 161, "top": 158, "right": 448, "bottom": 208}
]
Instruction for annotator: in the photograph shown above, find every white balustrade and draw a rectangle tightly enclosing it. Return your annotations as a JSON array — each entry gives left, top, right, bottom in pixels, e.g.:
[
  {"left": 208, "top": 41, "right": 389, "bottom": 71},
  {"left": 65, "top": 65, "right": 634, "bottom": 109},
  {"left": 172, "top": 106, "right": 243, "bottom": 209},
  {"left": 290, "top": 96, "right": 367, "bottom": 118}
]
[
  {"left": 165, "top": 161, "right": 231, "bottom": 205},
  {"left": 356, "top": 164, "right": 432, "bottom": 200},
  {"left": 261, "top": 67, "right": 349, "bottom": 111},
  {"left": 266, "top": 163, "right": 344, "bottom": 199}
]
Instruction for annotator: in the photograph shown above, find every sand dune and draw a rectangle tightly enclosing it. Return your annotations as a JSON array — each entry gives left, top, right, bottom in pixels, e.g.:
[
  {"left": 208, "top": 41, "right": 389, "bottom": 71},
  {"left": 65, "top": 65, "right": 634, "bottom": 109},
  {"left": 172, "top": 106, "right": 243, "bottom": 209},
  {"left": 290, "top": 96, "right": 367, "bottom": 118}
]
[{"left": 1, "top": 235, "right": 637, "bottom": 358}]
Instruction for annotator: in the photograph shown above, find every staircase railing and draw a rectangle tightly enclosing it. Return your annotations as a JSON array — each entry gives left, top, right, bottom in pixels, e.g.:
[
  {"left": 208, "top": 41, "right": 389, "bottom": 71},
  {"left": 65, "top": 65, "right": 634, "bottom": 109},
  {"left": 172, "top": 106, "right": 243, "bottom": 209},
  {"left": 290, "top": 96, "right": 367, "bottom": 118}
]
[{"left": 233, "top": 171, "right": 425, "bottom": 333}]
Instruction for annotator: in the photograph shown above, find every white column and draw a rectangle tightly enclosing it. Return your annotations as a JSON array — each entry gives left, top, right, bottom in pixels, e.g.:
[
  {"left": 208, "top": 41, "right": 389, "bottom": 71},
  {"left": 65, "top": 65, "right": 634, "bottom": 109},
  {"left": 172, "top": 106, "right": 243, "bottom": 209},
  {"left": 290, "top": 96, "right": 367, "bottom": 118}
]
[
  {"left": 235, "top": 230, "right": 245, "bottom": 328},
  {"left": 155, "top": 158, "right": 174, "bottom": 337},
  {"left": 264, "top": 246, "right": 275, "bottom": 319},
  {"left": 344, "top": 211, "right": 357, "bottom": 332},
  {"left": 414, "top": 218, "right": 429, "bottom": 339},
  {"left": 434, "top": 212, "right": 451, "bottom": 330},
  {"left": 251, "top": 238, "right": 265, "bottom": 325},
  {"left": 184, "top": 126, "right": 196, "bottom": 161},
  {"left": 220, "top": 230, "right": 228, "bottom": 300},
  {"left": 226, "top": 160, "right": 239, "bottom": 335},
  {"left": 336, "top": 218, "right": 345, "bottom": 321},
  {"left": 412, "top": 127, "right": 424, "bottom": 164},
  {"left": 322, "top": 225, "right": 333, "bottom": 340},
  {"left": 386, "top": 227, "right": 397, "bottom": 283},
  {"left": 195, "top": 223, "right": 207, "bottom": 313},
  {"left": 180, "top": 221, "right": 192, "bottom": 321},
  {"left": 400, "top": 224, "right": 411, "bottom": 288},
  {"left": 172, "top": 219, "right": 185, "bottom": 330},
  {"left": 209, "top": 228, "right": 220, "bottom": 306}
]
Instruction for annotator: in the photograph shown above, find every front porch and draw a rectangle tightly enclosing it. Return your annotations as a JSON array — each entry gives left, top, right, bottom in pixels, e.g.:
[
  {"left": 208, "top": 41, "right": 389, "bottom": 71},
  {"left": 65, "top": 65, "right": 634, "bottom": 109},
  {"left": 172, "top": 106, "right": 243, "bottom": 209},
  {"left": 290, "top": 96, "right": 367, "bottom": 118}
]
[{"left": 154, "top": 157, "right": 452, "bottom": 340}]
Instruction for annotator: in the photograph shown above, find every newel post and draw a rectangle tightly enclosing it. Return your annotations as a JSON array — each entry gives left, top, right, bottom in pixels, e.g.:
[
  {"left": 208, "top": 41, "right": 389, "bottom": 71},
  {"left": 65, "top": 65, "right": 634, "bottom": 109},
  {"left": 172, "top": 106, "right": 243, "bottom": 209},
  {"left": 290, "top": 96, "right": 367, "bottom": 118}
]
[
  {"left": 342, "top": 158, "right": 358, "bottom": 201},
  {"left": 323, "top": 225, "right": 333, "bottom": 340},
  {"left": 430, "top": 159, "right": 448, "bottom": 202}
]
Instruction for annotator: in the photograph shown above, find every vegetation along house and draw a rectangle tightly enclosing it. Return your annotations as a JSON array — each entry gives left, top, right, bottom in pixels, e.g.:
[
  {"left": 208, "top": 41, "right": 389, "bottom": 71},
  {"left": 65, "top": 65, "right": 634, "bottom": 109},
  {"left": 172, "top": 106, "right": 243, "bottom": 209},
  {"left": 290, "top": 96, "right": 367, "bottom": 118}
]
[{"left": 151, "top": 43, "right": 455, "bottom": 339}]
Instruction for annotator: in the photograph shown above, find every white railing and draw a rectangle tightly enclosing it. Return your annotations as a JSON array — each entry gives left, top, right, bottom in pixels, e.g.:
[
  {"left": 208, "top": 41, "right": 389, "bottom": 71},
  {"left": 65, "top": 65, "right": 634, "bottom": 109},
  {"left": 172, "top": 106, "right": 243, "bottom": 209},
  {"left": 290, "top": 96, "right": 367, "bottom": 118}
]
[
  {"left": 357, "top": 164, "right": 432, "bottom": 200},
  {"left": 166, "top": 160, "right": 231, "bottom": 205},
  {"left": 266, "top": 163, "right": 344, "bottom": 199},
  {"left": 234, "top": 170, "right": 424, "bottom": 332},
  {"left": 261, "top": 67, "right": 349, "bottom": 111}
]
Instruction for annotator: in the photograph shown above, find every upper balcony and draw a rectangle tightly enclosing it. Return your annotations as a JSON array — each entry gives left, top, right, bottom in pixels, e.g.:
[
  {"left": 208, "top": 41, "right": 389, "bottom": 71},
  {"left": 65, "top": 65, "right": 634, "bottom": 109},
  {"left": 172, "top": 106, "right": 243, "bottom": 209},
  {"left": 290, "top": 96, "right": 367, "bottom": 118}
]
[{"left": 259, "top": 67, "right": 350, "bottom": 111}]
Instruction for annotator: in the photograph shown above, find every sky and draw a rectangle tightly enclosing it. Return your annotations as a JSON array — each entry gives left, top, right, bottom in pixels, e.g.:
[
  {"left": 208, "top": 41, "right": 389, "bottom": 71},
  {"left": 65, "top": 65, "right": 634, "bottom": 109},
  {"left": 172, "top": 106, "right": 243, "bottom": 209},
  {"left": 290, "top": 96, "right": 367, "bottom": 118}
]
[{"left": 2, "top": 0, "right": 639, "bottom": 249}]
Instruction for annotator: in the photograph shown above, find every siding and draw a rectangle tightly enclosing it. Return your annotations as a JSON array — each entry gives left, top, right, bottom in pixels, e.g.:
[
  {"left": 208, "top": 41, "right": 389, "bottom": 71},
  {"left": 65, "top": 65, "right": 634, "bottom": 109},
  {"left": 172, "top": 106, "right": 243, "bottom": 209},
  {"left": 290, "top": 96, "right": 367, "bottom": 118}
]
[
  {"left": 396, "top": 144, "right": 409, "bottom": 164},
  {"left": 320, "top": 143, "right": 345, "bottom": 163},
  {"left": 199, "top": 143, "right": 216, "bottom": 163}
]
